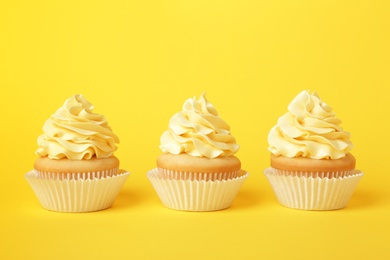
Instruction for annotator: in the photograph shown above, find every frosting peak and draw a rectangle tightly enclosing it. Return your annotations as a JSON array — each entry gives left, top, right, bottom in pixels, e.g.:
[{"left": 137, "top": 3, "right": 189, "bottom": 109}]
[
  {"left": 268, "top": 90, "right": 352, "bottom": 159},
  {"left": 36, "top": 94, "right": 119, "bottom": 160},
  {"left": 160, "top": 93, "right": 239, "bottom": 158}
]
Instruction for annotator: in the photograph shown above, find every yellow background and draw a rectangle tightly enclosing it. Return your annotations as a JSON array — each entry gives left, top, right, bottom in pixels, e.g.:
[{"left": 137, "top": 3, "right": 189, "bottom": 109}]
[{"left": 1, "top": 0, "right": 389, "bottom": 259}]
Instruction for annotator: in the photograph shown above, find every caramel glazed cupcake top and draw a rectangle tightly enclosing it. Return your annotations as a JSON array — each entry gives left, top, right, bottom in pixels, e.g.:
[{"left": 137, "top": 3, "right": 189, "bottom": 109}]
[
  {"left": 34, "top": 94, "right": 120, "bottom": 173},
  {"left": 267, "top": 90, "right": 355, "bottom": 172},
  {"left": 157, "top": 93, "right": 241, "bottom": 173}
]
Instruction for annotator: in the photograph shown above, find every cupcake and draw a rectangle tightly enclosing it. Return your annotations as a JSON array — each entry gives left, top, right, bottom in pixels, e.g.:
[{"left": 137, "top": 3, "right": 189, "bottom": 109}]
[
  {"left": 264, "top": 90, "right": 363, "bottom": 210},
  {"left": 25, "top": 94, "right": 130, "bottom": 212},
  {"left": 147, "top": 93, "right": 249, "bottom": 211}
]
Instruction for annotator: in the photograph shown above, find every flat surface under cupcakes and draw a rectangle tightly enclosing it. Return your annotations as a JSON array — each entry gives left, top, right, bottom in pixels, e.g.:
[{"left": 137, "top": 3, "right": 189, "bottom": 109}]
[
  {"left": 270, "top": 153, "right": 356, "bottom": 172},
  {"left": 34, "top": 156, "right": 120, "bottom": 174},
  {"left": 157, "top": 153, "right": 241, "bottom": 173}
]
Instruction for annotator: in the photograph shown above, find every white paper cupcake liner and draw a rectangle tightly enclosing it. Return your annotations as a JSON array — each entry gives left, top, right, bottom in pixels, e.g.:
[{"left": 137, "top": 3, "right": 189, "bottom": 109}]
[
  {"left": 264, "top": 168, "right": 363, "bottom": 210},
  {"left": 147, "top": 168, "right": 249, "bottom": 211},
  {"left": 35, "top": 168, "right": 119, "bottom": 180},
  {"left": 25, "top": 169, "right": 130, "bottom": 212},
  {"left": 156, "top": 168, "right": 241, "bottom": 181}
]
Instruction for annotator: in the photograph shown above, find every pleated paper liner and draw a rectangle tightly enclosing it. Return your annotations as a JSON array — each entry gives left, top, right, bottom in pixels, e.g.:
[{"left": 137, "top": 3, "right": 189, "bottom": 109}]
[
  {"left": 147, "top": 168, "right": 249, "bottom": 211},
  {"left": 25, "top": 169, "right": 130, "bottom": 212},
  {"left": 154, "top": 168, "right": 242, "bottom": 181},
  {"left": 35, "top": 168, "right": 120, "bottom": 180},
  {"left": 264, "top": 168, "right": 363, "bottom": 210}
]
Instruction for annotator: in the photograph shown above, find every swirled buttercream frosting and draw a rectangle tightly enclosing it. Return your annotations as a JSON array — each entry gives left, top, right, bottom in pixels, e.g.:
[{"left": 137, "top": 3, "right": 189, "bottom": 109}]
[
  {"left": 36, "top": 94, "right": 119, "bottom": 160},
  {"left": 160, "top": 93, "right": 239, "bottom": 159},
  {"left": 268, "top": 90, "right": 352, "bottom": 159}
]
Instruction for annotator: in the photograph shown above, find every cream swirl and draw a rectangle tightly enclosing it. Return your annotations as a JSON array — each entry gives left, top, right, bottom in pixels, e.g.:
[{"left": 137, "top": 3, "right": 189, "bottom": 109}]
[
  {"left": 268, "top": 90, "right": 352, "bottom": 159},
  {"left": 160, "top": 93, "right": 239, "bottom": 158},
  {"left": 36, "top": 94, "right": 119, "bottom": 160}
]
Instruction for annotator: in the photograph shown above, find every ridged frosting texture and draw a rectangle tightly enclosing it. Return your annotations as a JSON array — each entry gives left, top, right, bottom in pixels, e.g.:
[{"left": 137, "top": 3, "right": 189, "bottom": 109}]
[
  {"left": 36, "top": 94, "right": 119, "bottom": 160},
  {"left": 160, "top": 93, "right": 239, "bottom": 159},
  {"left": 268, "top": 90, "right": 352, "bottom": 159}
]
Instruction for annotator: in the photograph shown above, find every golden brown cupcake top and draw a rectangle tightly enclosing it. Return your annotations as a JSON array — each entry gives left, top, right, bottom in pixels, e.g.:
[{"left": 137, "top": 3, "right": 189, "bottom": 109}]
[
  {"left": 157, "top": 153, "right": 241, "bottom": 173},
  {"left": 34, "top": 156, "right": 120, "bottom": 174},
  {"left": 270, "top": 153, "right": 356, "bottom": 172}
]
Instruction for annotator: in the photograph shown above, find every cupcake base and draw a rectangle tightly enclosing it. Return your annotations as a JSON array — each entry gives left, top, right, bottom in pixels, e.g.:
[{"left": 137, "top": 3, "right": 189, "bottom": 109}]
[
  {"left": 264, "top": 168, "right": 363, "bottom": 210},
  {"left": 25, "top": 169, "right": 130, "bottom": 212},
  {"left": 147, "top": 168, "right": 249, "bottom": 211}
]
